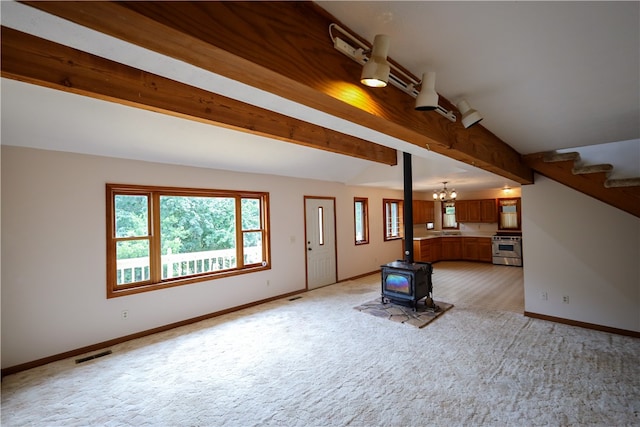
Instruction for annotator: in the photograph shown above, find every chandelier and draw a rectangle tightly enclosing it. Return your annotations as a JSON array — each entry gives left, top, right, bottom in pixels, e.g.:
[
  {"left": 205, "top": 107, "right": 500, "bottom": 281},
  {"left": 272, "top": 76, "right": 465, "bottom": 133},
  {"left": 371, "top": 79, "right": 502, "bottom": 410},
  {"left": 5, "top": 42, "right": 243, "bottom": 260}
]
[{"left": 433, "top": 181, "right": 457, "bottom": 202}]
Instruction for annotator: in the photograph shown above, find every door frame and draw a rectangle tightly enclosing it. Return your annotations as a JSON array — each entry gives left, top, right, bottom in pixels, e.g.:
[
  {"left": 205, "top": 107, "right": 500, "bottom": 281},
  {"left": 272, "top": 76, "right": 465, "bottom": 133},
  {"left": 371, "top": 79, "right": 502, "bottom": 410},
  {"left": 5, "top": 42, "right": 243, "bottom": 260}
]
[{"left": 303, "top": 196, "right": 338, "bottom": 290}]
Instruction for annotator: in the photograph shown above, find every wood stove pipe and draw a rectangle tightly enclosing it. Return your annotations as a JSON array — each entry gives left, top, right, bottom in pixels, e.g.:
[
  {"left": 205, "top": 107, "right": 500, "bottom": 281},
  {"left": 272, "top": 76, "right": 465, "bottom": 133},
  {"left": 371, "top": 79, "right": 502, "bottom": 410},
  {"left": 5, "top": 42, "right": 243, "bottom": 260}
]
[{"left": 403, "top": 152, "right": 414, "bottom": 263}]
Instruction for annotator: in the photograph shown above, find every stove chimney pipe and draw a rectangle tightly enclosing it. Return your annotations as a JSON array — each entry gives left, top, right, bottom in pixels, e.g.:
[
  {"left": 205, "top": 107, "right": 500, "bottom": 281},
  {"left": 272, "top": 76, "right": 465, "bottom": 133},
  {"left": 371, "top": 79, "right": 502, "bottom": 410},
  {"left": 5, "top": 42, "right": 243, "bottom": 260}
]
[{"left": 403, "top": 152, "right": 414, "bottom": 263}]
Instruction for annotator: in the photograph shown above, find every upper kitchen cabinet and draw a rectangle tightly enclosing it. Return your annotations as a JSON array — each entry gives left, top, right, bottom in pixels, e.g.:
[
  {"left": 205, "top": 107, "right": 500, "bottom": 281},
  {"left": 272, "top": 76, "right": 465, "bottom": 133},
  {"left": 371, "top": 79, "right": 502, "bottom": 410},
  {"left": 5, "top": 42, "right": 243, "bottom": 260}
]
[
  {"left": 455, "top": 199, "right": 497, "bottom": 223},
  {"left": 456, "top": 200, "right": 469, "bottom": 222},
  {"left": 498, "top": 198, "right": 521, "bottom": 230},
  {"left": 480, "top": 199, "right": 497, "bottom": 223},
  {"left": 413, "top": 200, "right": 435, "bottom": 224}
]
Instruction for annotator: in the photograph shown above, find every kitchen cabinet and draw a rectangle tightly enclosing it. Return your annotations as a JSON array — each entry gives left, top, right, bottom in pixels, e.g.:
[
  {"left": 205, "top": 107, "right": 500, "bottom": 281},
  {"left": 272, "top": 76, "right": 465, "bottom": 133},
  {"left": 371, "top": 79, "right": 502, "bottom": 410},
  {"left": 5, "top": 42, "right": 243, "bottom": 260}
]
[
  {"left": 431, "top": 238, "right": 442, "bottom": 261},
  {"left": 468, "top": 201, "right": 482, "bottom": 222},
  {"left": 481, "top": 199, "right": 497, "bottom": 223},
  {"left": 455, "top": 199, "right": 497, "bottom": 223},
  {"left": 413, "top": 237, "right": 441, "bottom": 262},
  {"left": 455, "top": 201, "right": 469, "bottom": 222},
  {"left": 463, "top": 237, "right": 493, "bottom": 262},
  {"left": 462, "top": 237, "right": 479, "bottom": 260},
  {"left": 413, "top": 236, "right": 491, "bottom": 263},
  {"left": 478, "top": 238, "right": 493, "bottom": 262},
  {"left": 412, "top": 200, "right": 435, "bottom": 224},
  {"left": 441, "top": 237, "right": 462, "bottom": 260},
  {"left": 413, "top": 236, "right": 493, "bottom": 262},
  {"left": 426, "top": 202, "right": 435, "bottom": 222},
  {"left": 413, "top": 240, "right": 424, "bottom": 261}
]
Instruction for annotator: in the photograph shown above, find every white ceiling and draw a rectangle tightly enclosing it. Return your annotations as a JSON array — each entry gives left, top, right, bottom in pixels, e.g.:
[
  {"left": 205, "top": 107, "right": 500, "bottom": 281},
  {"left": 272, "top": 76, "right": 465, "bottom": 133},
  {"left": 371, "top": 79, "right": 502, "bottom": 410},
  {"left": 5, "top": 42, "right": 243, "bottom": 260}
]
[
  {"left": 319, "top": 1, "right": 640, "bottom": 152},
  {"left": 1, "top": 1, "right": 639, "bottom": 194}
]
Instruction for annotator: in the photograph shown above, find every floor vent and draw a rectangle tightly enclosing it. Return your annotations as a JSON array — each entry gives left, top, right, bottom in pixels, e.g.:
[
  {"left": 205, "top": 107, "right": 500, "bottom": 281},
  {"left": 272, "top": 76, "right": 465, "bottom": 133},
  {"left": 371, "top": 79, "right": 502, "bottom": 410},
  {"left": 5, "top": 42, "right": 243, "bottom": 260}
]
[
  {"left": 288, "top": 296, "right": 302, "bottom": 301},
  {"left": 75, "top": 350, "right": 112, "bottom": 364}
]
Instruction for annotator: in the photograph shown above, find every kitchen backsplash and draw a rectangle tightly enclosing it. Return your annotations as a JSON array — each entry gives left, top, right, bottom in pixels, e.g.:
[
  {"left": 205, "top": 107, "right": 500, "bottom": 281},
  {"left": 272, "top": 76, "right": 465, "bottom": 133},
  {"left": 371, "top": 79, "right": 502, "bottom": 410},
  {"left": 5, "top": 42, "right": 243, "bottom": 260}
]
[
  {"left": 459, "top": 222, "right": 498, "bottom": 233},
  {"left": 413, "top": 222, "right": 498, "bottom": 237}
]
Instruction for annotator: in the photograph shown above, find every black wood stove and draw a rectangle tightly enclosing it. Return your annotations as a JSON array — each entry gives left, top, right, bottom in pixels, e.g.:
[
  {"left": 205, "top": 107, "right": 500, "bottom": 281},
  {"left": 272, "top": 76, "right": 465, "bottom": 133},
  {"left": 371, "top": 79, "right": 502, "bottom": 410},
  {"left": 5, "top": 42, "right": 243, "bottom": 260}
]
[
  {"left": 379, "top": 153, "right": 437, "bottom": 310},
  {"left": 380, "top": 261, "right": 433, "bottom": 309}
]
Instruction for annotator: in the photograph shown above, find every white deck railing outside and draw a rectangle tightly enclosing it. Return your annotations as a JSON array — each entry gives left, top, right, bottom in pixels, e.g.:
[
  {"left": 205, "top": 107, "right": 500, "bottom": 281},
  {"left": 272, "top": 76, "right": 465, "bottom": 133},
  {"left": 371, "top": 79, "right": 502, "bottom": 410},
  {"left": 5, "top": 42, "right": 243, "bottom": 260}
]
[{"left": 116, "top": 247, "right": 262, "bottom": 284}]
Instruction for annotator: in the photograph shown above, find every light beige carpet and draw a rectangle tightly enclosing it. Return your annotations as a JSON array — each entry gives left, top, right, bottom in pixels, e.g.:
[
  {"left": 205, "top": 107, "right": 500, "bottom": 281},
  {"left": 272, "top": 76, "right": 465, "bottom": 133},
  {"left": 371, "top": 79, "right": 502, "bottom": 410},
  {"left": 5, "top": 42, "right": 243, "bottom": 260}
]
[
  {"left": 354, "top": 298, "right": 453, "bottom": 328},
  {"left": 2, "top": 273, "right": 639, "bottom": 426}
]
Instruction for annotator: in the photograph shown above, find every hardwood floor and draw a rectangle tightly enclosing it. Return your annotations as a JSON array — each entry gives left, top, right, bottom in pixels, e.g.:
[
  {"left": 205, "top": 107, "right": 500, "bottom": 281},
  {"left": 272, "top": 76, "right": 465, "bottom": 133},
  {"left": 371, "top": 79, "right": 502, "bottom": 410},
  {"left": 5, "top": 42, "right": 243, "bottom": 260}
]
[{"left": 429, "top": 261, "right": 524, "bottom": 313}]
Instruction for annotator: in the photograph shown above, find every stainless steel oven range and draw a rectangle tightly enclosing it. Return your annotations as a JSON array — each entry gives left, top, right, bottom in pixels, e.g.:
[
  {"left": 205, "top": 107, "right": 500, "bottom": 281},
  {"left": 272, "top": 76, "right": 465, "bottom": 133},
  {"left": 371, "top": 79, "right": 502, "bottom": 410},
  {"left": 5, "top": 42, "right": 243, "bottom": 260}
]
[{"left": 492, "top": 235, "right": 523, "bottom": 266}]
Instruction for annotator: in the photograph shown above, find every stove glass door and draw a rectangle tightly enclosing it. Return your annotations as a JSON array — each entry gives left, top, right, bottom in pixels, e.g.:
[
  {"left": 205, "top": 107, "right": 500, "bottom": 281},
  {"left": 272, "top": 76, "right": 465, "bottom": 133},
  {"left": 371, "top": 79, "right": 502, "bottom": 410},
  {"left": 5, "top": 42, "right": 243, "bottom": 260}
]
[{"left": 493, "top": 240, "right": 522, "bottom": 258}]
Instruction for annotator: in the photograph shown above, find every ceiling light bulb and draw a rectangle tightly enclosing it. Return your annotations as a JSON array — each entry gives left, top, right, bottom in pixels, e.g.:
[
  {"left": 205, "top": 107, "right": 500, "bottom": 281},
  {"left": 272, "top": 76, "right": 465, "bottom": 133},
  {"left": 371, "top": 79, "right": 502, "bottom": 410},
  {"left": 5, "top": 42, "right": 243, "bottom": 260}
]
[
  {"left": 457, "top": 99, "right": 483, "bottom": 128},
  {"left": 434, "top": 181, "right": 457, "bottom": 202},
  {"left": 415, "top": 72, "right": 438, "bottom": 111},
  {"left": 360, "top": 34, "right": 390, "bottom": 87}
]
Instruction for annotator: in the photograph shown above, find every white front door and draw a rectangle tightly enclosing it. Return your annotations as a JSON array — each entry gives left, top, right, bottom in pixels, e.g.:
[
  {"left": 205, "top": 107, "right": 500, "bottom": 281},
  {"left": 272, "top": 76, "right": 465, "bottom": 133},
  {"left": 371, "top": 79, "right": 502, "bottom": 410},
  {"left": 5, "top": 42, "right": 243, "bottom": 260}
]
[{"left": 304, "top": 197, "right": 337, "bottom": 289}]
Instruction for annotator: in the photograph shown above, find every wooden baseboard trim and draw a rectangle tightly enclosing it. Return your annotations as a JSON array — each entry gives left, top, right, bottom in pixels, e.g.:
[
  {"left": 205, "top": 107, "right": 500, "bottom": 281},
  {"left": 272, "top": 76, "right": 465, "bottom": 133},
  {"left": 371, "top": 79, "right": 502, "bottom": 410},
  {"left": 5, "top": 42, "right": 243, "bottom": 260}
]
[
  {"left": 524, "top": 311, "right": 640, "bottom": 338},
  {"left": 1, "top": 288, "right": 306, "bottom": 379},
  {"left": 338, "top": 269, "right": 380, "bottom": 282}
]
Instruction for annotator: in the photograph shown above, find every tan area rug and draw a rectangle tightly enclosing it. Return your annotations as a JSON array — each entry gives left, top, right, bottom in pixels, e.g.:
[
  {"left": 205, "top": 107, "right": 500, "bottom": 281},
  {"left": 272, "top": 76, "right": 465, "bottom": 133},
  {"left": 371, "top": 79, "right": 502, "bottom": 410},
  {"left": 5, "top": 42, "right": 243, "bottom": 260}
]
[{"left": 354, "top": 297, "right": 453, "bottom": 328}]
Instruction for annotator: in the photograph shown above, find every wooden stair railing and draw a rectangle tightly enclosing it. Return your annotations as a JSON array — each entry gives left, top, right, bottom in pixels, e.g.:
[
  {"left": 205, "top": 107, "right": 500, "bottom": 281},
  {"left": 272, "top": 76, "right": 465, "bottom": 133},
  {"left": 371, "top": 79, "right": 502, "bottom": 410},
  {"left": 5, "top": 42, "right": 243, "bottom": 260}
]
[{"left": 522, "top": 151, "right": 640, "bottom": 218}]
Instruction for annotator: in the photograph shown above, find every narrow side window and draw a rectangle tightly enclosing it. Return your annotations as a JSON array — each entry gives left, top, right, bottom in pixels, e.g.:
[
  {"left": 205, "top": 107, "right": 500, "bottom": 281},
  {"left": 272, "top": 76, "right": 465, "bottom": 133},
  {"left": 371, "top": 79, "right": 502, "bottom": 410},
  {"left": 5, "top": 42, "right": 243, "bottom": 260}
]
[
  {"left": 383, "top": 199, "right": 403, "bottom": 241},
  {"left": 354, "top": 197, "right": 369, "bottom": 245}
]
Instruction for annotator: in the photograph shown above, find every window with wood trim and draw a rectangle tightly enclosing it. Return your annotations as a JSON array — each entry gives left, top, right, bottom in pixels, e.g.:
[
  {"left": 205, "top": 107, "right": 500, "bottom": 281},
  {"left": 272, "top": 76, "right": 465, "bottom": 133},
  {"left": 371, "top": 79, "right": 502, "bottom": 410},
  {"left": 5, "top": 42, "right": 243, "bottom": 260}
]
[
  {"left": 106, "top": 184, "right": 270, "bottom": 298},
  {"left": 383, "top": 199, "right": 403, "bottom": 241},
  {"left": 354, "top": 197, "right": 369, "bottom": 245},
  {"left": 442, "top": 202, "right": 458, "bottom": 229}
]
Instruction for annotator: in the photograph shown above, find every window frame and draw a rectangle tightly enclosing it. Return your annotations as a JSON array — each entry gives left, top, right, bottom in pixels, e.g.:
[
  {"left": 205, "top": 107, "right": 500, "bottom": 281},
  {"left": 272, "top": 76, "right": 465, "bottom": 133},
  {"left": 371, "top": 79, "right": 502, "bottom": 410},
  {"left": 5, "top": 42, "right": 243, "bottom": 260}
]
[
  {"left": 442, "top": 202, "right": 459, "bottom": 229},
  {"left": 383, "top": 198, "right": 404, "bottom": 241},
  {"left": 106, "top": 183, "right": 270, "bottom": 298},
  {"left": 353, "top": 197, "right": 369, "bottom": 245}
]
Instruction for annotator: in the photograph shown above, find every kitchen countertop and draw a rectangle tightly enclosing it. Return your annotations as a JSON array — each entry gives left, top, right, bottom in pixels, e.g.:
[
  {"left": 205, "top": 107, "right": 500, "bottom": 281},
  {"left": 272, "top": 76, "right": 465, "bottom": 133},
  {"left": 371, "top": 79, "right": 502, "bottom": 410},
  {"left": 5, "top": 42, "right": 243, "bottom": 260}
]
[{"left": 412, "top": 233, "right": 494, "bottom": 240}]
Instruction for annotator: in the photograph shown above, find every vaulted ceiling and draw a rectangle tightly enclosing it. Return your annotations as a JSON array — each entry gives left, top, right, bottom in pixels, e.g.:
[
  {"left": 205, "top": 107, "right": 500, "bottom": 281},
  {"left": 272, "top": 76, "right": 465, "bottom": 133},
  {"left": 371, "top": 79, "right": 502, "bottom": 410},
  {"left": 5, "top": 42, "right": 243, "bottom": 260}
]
[{"left": 1, "top": 1, "right": 638, "bottom": 195}]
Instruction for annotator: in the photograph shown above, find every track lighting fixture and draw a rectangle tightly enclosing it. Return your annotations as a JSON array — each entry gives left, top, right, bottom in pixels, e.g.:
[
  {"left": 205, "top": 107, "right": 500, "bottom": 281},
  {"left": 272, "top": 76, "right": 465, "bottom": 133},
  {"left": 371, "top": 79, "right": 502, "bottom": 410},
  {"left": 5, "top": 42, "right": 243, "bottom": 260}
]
[
  {"left": 329, "top": 24, "right": 484, "bottom": 128},
  {"left": 360, "top": 34, "right": 390, "bottom": 88},
  {"left": 415, "top": 72, "right": 439, "bottom": 111},
  {"left": 329, "top": 23, "right": 457, "bottom": 122},
  {"left": 457, "top": 99, "right": 483, "bottom": 128}
]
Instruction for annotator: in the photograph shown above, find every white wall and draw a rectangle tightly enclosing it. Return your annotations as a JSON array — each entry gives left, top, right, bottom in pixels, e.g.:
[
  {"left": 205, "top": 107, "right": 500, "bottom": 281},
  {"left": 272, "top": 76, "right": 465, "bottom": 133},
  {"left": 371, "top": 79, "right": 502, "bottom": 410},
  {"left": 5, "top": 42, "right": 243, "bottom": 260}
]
[
  {"left": 1, "top": 146, "right": 403, "bottom": 368},
  {"left": 5, "top": 149, "right": 638, "bottom": 369},
  {"left": 522, "top": 175, "right": 640, "bottom": 332}
]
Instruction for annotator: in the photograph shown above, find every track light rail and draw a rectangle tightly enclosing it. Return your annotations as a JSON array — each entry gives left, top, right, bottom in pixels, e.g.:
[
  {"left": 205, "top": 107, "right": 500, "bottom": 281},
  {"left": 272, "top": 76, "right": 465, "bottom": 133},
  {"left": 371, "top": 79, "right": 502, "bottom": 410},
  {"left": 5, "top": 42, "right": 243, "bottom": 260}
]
[{"left": 329, "top": 23, "right": 456, "bottom": 122}]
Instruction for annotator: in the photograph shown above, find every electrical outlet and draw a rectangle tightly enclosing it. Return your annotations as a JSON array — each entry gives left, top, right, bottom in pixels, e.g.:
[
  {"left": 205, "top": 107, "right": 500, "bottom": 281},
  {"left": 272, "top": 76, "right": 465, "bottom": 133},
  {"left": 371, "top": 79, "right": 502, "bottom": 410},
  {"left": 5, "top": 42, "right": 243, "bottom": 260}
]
[
  {"left": 562, "top": 295, "right": 569, "bottom": 304},
  {"left": 121, "top": 310, "right": 129, "bottom": 319},
  {"left": 266, "top": 280, "right": 270, "bottom": 287}
]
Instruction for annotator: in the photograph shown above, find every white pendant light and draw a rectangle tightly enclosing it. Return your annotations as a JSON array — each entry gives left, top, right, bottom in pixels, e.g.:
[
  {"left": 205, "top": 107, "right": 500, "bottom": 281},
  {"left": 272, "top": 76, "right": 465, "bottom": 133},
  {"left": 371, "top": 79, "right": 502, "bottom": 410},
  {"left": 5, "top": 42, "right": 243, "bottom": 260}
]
[
  {"left": 329, "top": 24, "right": 489, "bottom": 127},
  {"left": 360, "top": 34, "right": 390, "bottom": 87},
  {"left": 457, "top": 99, "right": 483, "bottom": 128},
  {"left": 415, "top": 72, "right": 439, "bottom": 111}
]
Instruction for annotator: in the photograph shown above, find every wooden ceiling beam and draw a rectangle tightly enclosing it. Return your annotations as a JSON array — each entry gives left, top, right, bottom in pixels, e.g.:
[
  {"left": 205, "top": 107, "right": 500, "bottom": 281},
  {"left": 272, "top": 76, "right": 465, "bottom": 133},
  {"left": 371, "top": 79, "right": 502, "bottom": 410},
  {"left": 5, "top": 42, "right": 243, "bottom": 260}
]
[
  {"left": 21, "top": 1, "right": 532, "bottom": 183},
  {"left": 1, "top": 26, "right": 397, "bottom": 166}
]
